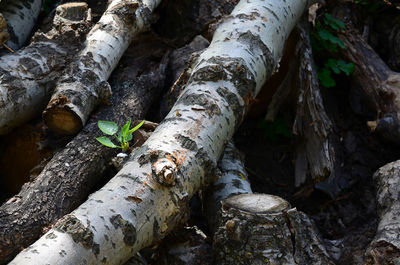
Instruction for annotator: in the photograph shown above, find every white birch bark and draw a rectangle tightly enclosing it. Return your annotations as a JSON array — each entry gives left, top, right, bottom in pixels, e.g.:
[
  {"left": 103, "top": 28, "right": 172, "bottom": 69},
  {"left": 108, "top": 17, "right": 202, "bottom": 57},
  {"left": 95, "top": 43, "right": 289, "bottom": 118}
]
[
  {"left": 0, "top": 3, "right": 91, "bottom": 135},
  {"left": 0, "top": 0, "right": 42, "bottom": 50},
  {"left": 10, "top": 0, "right": 316, "bottom": 264},
  {"left": 204, "top": 141, "right": 252, "bottom": 233},
  {"left": 42, "top": 0, "right": 161, "bottom": 135}
]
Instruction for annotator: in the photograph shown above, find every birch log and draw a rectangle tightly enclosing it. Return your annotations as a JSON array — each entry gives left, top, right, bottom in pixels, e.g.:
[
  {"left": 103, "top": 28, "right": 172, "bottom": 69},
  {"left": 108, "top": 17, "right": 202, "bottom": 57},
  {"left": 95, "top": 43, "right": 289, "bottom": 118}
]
[
  {"left": 0, "top": 37, "right": 168, "bottom": 264},
  {"left": 204, "top": 141, "right": 252, "bottom": 234},
  {"left": 43, "top": 0, "right": 161, "bottom": 135},
  {"left": 212, "top": 194, "right": 334, "bottom": 265},
  {"left": 10, "top": 0, "right": 316, "bottom": 264},
  {"left": 0, "top": 0, "right": 42, "bottom": 50},
  {"left": 364, "top": 161, "right": 400, "bottom": 264},
  {"left": 0, "top": 3, "right": 91, "bottom": 135}
]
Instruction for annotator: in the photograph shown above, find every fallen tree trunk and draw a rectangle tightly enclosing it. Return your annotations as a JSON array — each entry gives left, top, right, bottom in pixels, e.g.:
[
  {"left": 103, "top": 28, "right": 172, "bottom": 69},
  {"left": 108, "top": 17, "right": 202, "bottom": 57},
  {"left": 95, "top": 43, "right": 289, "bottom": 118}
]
[
  {"left": 9, "top": 0, "right": 316, "bottom": 264},
  {"left": 0, "top": 2, "right": 91, "bottom": 135},
  {"left": 0, "top": 36, "right": 169, "bottom": 264},
  {"left": 0, "top": 0, "right": 42, "bottom": 51},
  {"left": 213, "top": 194, "right": 334, "bottom": 264},
  {"left": 364, "top": 160, "right": 400, "bottom": 264},
  {"left": 43, "top": 0, "right": 161, "bottom": 135}
]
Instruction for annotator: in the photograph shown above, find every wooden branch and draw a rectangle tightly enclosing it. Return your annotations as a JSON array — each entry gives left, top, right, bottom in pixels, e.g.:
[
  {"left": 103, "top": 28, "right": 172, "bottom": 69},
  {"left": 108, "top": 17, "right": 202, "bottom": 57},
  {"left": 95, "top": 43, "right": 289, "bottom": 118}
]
[
  {"left": 0, "top": 0, "right": 42, "bottom": 50},
  {"left": 293, "top": 19, "right": 335, "bottom": 186},
  {"left": 0, "top": 3, "right": 92, "bottom": 135},
  {"left": 0, "top": 38, "right": 169, "bottom": 264},
  {"left": 10, "top": 0, "right": 316, "bottom": 263},
  {"left": 42, "top": 0, "right": 162, "bottom": 135},
  {"left": 213, "top": 194, "right": 334, "bottom": 264}
]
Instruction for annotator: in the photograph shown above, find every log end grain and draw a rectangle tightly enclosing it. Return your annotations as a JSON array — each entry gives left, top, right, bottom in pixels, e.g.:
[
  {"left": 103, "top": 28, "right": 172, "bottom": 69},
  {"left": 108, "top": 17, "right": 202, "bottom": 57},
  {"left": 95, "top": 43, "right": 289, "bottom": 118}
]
[
  {"left": 221, "top": 193, "right": 290, "bottom": 214},
  {"left": 43, "top": 106, "right": 82, "bottom": 135}
]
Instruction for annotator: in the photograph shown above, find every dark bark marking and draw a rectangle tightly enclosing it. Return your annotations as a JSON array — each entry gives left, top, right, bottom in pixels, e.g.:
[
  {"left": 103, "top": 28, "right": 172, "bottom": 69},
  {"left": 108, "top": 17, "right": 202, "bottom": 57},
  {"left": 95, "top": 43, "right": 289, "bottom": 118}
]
[
  {"left": 109, "top": 214, "right": 137, "bottom": 246},
  {"left": 174, "top": 134, "right": 198, "bottom": 151},
  {"left": 179, "top": 92, "right": 221, "bottom": 118},
  {"left": 54, "top": 214, "right": 100, "bottom": 255},
  {"left": 217, "top": 86, "right": 244, "bottom": 126}
]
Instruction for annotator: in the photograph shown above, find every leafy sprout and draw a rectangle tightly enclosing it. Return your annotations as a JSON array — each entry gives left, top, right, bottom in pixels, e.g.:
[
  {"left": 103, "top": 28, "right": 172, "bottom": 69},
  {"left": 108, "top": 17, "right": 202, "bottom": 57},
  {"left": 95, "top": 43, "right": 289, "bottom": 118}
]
[{"left": 96, "top": 119, "right": 145, "bottom": 151}]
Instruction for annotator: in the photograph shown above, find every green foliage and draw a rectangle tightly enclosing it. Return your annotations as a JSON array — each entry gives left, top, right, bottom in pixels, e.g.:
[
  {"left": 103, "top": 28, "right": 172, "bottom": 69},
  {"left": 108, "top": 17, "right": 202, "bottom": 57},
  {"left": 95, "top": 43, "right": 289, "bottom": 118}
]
[
  {"left": 96, "top": 119, "right": 145, "bottom": 151},
  {"left": 354, "top": 0, "right": 385, "bottom": 13},
  {"left": 318, "top": 59, "right": 355, "bottom": 87},
  {"left": 257, "top": 117, "right": 291, "bottom": 142},
  {"left": 311, "top": 13, "right": 354, "bottom": 87}
]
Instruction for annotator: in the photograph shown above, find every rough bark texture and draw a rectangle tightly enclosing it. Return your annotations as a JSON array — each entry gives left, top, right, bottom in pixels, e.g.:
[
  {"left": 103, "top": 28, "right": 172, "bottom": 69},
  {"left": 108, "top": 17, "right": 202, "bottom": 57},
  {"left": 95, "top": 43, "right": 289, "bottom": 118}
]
[
  {"left": 43, "top": 0, "right": 161, "bottom": 135},
  {"left": 10, "top": 0, "right": 315, "bottom": 264},
  {"left": 0, "top": 35, "right": 169, "bottom": 264},
  {"left": 0, "top": 0, "right": 42, "bottom": 50},
  {"left": 293, "top": 19, "right": 335, "bottom": 187},
  {"left": 204, "top": 141, "right": 252, "bottom": 234},
  {"left": 0, "top": 3, "right": 91, "bottom": 135},
  {"left": 364, "top": 161, "right": 400, "bottom": 264},
  {"left": 213, "top": 194, "right": 334, "bottom": 265}
]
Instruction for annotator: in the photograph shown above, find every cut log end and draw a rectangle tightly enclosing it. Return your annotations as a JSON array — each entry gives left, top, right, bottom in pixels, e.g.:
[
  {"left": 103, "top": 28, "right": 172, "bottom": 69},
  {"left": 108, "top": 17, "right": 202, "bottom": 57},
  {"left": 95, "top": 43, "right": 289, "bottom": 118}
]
[
  {"left": 222, "top": 193, "right": 290, "bottom": 214},
  {"left": 43, "top": 107, "right": 82, "bottom": 135}
]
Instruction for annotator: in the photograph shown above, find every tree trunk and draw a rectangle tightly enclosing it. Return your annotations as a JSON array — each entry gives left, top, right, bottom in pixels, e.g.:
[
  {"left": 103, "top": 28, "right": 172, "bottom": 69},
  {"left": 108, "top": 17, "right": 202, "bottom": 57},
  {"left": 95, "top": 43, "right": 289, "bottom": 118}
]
[
  {"left": 0, "top": 0, "right": 42, "bottom": 50},
  {"left": 204, "top": 141, "right": 252, "bottom": 234},
  {"left": 364, "top": 160, "right": 400, "bottom": 264},
  {"left": 0, "top": 36, "right": 168, "bottom": 264},
  {"left": 9, "top": 0, "right": 315, "bottom": 264},
  {"left": 213, "top": 194, "right": 334, "bottom": 265},
  {"left": 42, "top": 0, "right": 161, "bottom": 135},
  {"left": 0, "top": 2, "right": 91, "bottom": 135}
]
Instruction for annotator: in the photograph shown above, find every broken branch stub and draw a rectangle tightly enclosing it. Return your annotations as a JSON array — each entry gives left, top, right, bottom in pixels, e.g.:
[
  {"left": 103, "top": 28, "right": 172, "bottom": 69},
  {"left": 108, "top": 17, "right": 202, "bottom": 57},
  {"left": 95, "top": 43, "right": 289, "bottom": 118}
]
[
  {"left": 10, "top": 0, "right": 316, "bottom": 264},
  {"left": 43, "top": 0, "right": 161, "bottom": 135},
  {"left": 0, "top": 2, "right": 92, "bottom": 135}
]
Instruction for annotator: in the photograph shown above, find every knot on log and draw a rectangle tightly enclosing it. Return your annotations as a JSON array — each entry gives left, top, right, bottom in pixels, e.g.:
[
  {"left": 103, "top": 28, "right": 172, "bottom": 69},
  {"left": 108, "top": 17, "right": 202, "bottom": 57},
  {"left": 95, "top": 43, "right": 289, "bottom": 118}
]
[{"left": 152, "top": 157, "right": 178, "bottom": 186}]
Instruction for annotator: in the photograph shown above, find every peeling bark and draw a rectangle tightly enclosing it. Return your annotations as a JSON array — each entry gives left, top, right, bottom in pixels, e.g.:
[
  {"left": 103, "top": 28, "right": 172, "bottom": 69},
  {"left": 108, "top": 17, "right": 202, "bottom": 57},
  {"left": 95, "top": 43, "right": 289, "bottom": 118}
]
[
  {"left": 204, "top": 141, "right": 252, "bottom": 234},
  {"left": 0, "top": 0, "right": 42, "bottom": 50},
  {"left": 10, "top": 0, "right": 316, "bottom": 264},
  {"left": 0, "top": 37, "right": 168, "bottom": 264},
  {"left": 43, "top": 0, "right": 162, "bottom": 135},
  {"left": 364, "top": 161, "right": 400, "bottom": 264},
  {"left": 0, "top": 2, "right": 92, "bottom": 135},
  {"left": 293, "top": 19, "right": 335, "bottom": 187},
  {"left": 213, "top": 194, "right": 334, "bottom": 264}
]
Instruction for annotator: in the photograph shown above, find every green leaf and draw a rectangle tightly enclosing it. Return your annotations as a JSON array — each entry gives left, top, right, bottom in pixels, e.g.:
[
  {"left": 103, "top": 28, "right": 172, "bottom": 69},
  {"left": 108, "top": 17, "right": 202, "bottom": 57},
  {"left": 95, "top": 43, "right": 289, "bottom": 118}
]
[
  {"left": 318, "top": 68, "right": 336, "bottom": 87},
  {"left": 337, "top": 60, "right": 355, "bottom": 76},
  {"left": 96, "top": 136, "right": 120, "bottom": 148},
  {"left": 119, "top": 119, "right": 132, "bottom": 141},
  {"left": 128, "top": 120, "right": 145, "bottom": 134},
  {"left": 98, "top": 121, "right": 118, "bottom": 135},
  {"left": 324, "top": 13, "right": 346, "bottom": 31},
  {"left": 325, "top": 59, "right": 341, "bottom": 74}
]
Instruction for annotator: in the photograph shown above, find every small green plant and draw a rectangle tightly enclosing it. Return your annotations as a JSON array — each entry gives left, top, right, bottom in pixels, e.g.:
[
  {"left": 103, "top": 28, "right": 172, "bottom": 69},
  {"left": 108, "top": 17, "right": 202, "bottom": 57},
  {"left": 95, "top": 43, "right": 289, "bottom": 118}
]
[
  {"left": 96, "top": 119, "right": 145, "bottom": 151},
  {"left": 311, "top": 13, "right": 355, "bottom": 87}
]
